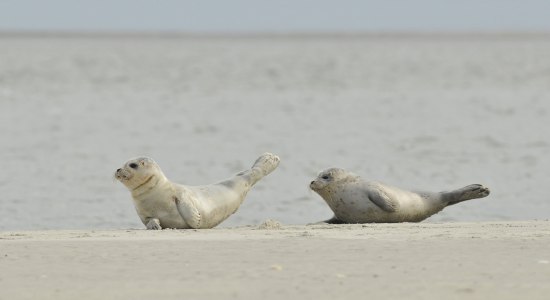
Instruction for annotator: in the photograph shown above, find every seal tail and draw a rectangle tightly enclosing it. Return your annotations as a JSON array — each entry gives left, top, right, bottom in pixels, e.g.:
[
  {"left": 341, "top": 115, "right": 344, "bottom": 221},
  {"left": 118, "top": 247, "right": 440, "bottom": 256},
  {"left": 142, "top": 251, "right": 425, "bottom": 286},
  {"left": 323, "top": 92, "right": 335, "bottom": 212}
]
[{"left": 443, "top": 184, "right": 490, "bottom": 206}]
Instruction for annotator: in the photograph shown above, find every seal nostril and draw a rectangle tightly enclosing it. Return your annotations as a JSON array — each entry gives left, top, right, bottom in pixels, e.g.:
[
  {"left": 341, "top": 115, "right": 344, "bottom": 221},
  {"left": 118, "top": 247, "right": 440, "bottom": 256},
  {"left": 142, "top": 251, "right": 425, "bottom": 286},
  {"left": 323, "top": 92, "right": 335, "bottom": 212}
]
[
  {"left": 129, "top": 163, "right": 138, "bottom": 169},
  {"left": 310, "top": 181, "right": 315, "bottom": 185},
  {"left": 116, "top": 168, "right": 122, "bottom": 172}
]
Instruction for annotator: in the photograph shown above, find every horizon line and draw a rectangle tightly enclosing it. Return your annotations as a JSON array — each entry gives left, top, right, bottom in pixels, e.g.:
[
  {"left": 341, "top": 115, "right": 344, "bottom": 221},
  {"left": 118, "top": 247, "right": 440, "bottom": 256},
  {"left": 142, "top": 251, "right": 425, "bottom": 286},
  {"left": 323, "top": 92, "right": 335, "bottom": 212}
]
[{"left": 2, "top": 29, "right": 550, "bottom": 39}]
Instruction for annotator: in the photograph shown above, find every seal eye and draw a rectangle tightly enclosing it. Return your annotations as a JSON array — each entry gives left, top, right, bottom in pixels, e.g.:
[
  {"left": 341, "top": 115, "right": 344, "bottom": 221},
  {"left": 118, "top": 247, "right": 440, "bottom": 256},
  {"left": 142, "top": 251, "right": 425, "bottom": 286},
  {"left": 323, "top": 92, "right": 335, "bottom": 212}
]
[
  {"left": 321, "top": 175, "right": 330, "bottom": 180},
  {"left": 129, "top": 163, "right": 138, "bottom": 169}
]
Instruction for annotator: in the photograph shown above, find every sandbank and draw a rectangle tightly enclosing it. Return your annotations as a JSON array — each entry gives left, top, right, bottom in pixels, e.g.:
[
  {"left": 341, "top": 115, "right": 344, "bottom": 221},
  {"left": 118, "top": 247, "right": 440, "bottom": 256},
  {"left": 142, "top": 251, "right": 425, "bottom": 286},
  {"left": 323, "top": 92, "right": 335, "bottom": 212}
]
[{"left": 1, "top": 221, "right": 549, "bottom": 299}]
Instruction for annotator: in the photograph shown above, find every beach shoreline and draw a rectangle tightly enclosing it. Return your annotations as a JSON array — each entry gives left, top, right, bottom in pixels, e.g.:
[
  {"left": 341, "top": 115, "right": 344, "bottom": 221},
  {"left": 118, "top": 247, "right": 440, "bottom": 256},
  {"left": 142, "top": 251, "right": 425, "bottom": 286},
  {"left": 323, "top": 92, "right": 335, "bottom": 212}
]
[{"left": 1, "top": 221, "right": 549, "bottom": 299}]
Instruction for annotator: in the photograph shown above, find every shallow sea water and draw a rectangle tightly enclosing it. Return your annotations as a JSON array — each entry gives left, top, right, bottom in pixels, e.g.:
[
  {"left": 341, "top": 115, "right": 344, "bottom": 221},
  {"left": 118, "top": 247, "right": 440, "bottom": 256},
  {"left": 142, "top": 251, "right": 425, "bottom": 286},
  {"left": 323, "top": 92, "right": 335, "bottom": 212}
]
[{"left": 1, "top": 34, "right": 549, "bottom": 230}]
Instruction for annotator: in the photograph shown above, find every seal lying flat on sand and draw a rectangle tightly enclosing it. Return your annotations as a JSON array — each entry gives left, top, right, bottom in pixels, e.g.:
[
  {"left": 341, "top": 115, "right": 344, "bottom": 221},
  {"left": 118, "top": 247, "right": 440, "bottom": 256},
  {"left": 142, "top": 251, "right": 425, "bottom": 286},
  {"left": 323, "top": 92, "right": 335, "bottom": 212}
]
[
  {"left": 115, "top": 153, "right": 280, "bottom": 229},
  {"left": 310, "top": 168, "right": 490, "bottom": 224}
]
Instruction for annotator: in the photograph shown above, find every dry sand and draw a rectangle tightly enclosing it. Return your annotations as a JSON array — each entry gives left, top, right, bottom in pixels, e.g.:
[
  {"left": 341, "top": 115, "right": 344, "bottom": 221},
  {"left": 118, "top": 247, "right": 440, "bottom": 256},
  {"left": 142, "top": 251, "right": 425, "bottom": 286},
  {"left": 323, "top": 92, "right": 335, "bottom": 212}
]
[{"left": 1, "top": 221, "right": 549, "bottom": 300}]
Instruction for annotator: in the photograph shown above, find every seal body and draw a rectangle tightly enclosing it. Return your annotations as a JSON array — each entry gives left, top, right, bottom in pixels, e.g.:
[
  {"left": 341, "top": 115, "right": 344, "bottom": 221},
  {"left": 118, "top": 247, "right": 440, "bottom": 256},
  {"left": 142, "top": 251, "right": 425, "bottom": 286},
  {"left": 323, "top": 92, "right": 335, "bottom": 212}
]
[
  {"left": 115, "top": 153, "right": 280, "bottom": 229},
  {"left": 310, "top": 168, "right": 490, "bottom": 223}
]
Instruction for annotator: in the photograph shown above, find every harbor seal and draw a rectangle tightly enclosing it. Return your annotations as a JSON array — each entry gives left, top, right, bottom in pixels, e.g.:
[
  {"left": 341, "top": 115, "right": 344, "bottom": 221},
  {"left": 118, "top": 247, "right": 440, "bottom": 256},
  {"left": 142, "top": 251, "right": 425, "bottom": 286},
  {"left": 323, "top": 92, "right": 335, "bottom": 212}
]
[
  {"left": 115, "top": 153, "right": 280, "bottom": 229},
  {"left": 310, "top": 168, "right": 490, "bottom": 223}
]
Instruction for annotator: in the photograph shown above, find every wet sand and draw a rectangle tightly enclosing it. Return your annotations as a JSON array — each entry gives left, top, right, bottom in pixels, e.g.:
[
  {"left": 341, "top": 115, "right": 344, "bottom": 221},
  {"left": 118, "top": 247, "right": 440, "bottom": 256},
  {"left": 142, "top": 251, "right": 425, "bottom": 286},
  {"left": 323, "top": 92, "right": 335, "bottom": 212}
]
[{"left": 1, "top": 221, "right": 549, "bottom": 299}]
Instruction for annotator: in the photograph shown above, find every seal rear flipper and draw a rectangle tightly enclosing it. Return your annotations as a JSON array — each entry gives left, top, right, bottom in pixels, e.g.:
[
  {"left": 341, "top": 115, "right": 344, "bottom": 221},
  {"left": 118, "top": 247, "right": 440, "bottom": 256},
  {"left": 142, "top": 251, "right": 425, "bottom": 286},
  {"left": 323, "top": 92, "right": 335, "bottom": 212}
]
[
  {"left": 246, "top": 153, "right": 280, "bottom": 185},
  {"left": 174, "top": 196, "right": 202, "bottom": 229},
  {"left": 366, "top": 188, "right": 399, "bottom": 213},
  {"left": 251, "top": 153, "right": 280, "bottom": 176},
  {"left": 444, "top": 184, "right": 490, "bottom": 206}
]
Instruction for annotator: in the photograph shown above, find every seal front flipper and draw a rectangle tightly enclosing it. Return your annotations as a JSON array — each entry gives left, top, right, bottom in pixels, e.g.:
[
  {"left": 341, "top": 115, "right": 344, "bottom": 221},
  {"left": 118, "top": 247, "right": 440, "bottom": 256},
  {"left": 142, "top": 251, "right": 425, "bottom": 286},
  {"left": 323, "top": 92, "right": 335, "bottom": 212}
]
[
  {"left": 365, "top": 187, "right": 399, "bottom": 212},
  {"left": 174, "top": 196, "right": 202, "bottom": 229},
  {"left": 307, "top": 216, "right": 344, "bottom": 225},
  {"left": 145, "top": 218, "right": 162, "bottom": 230},
  {"left": 324, "top": 216, "right": 345, "bottom": 224}
]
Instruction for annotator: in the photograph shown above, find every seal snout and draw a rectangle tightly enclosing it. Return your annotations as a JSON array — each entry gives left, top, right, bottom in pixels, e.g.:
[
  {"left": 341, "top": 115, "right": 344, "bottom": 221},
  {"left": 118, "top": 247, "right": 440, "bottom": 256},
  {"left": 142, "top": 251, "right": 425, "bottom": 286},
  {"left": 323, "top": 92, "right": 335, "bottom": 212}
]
[
  {"left": 309, "top": 180, "right": 322, "bottom": 191},
  {"left": 115, "top": 167, "right": 133, "bottom": 181}
]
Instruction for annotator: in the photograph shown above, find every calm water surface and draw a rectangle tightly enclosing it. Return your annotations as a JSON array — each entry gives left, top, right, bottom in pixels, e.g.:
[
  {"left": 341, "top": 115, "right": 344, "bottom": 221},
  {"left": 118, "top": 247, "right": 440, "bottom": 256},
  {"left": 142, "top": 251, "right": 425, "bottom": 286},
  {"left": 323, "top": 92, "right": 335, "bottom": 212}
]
[{"left": 1, "top": 34, "right": 549, "bottom": 230}]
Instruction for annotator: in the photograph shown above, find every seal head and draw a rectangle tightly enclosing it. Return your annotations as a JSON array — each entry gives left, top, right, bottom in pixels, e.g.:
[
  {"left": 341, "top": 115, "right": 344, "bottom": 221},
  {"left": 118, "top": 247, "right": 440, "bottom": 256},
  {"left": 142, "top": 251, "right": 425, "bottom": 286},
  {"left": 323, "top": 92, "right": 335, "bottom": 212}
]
[
  {"left": 114, "top": 157, "right": 166, "bottom": 196},
  {"left": 310, "top": 168, "right": 358, "bottom": 192}
]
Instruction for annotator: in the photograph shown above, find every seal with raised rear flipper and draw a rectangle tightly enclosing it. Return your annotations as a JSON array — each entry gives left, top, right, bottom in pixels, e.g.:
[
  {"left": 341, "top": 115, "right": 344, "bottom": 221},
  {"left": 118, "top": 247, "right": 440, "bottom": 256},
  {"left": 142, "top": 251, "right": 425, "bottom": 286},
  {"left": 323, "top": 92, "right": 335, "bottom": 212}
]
[
  {"left": 115, "top": 153, "right": 280, "bottom": 229},
  {"left": 310, "top": 168, "right": 490, "bottom": 224}
]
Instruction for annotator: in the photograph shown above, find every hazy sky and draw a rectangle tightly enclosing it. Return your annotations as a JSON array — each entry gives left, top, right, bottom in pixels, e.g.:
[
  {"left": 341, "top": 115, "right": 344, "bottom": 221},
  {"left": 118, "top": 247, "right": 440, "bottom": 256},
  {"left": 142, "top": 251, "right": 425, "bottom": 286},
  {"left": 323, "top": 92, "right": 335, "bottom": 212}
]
[{"left": 1, "top": 0, "right": 550, "bottom": 33}]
